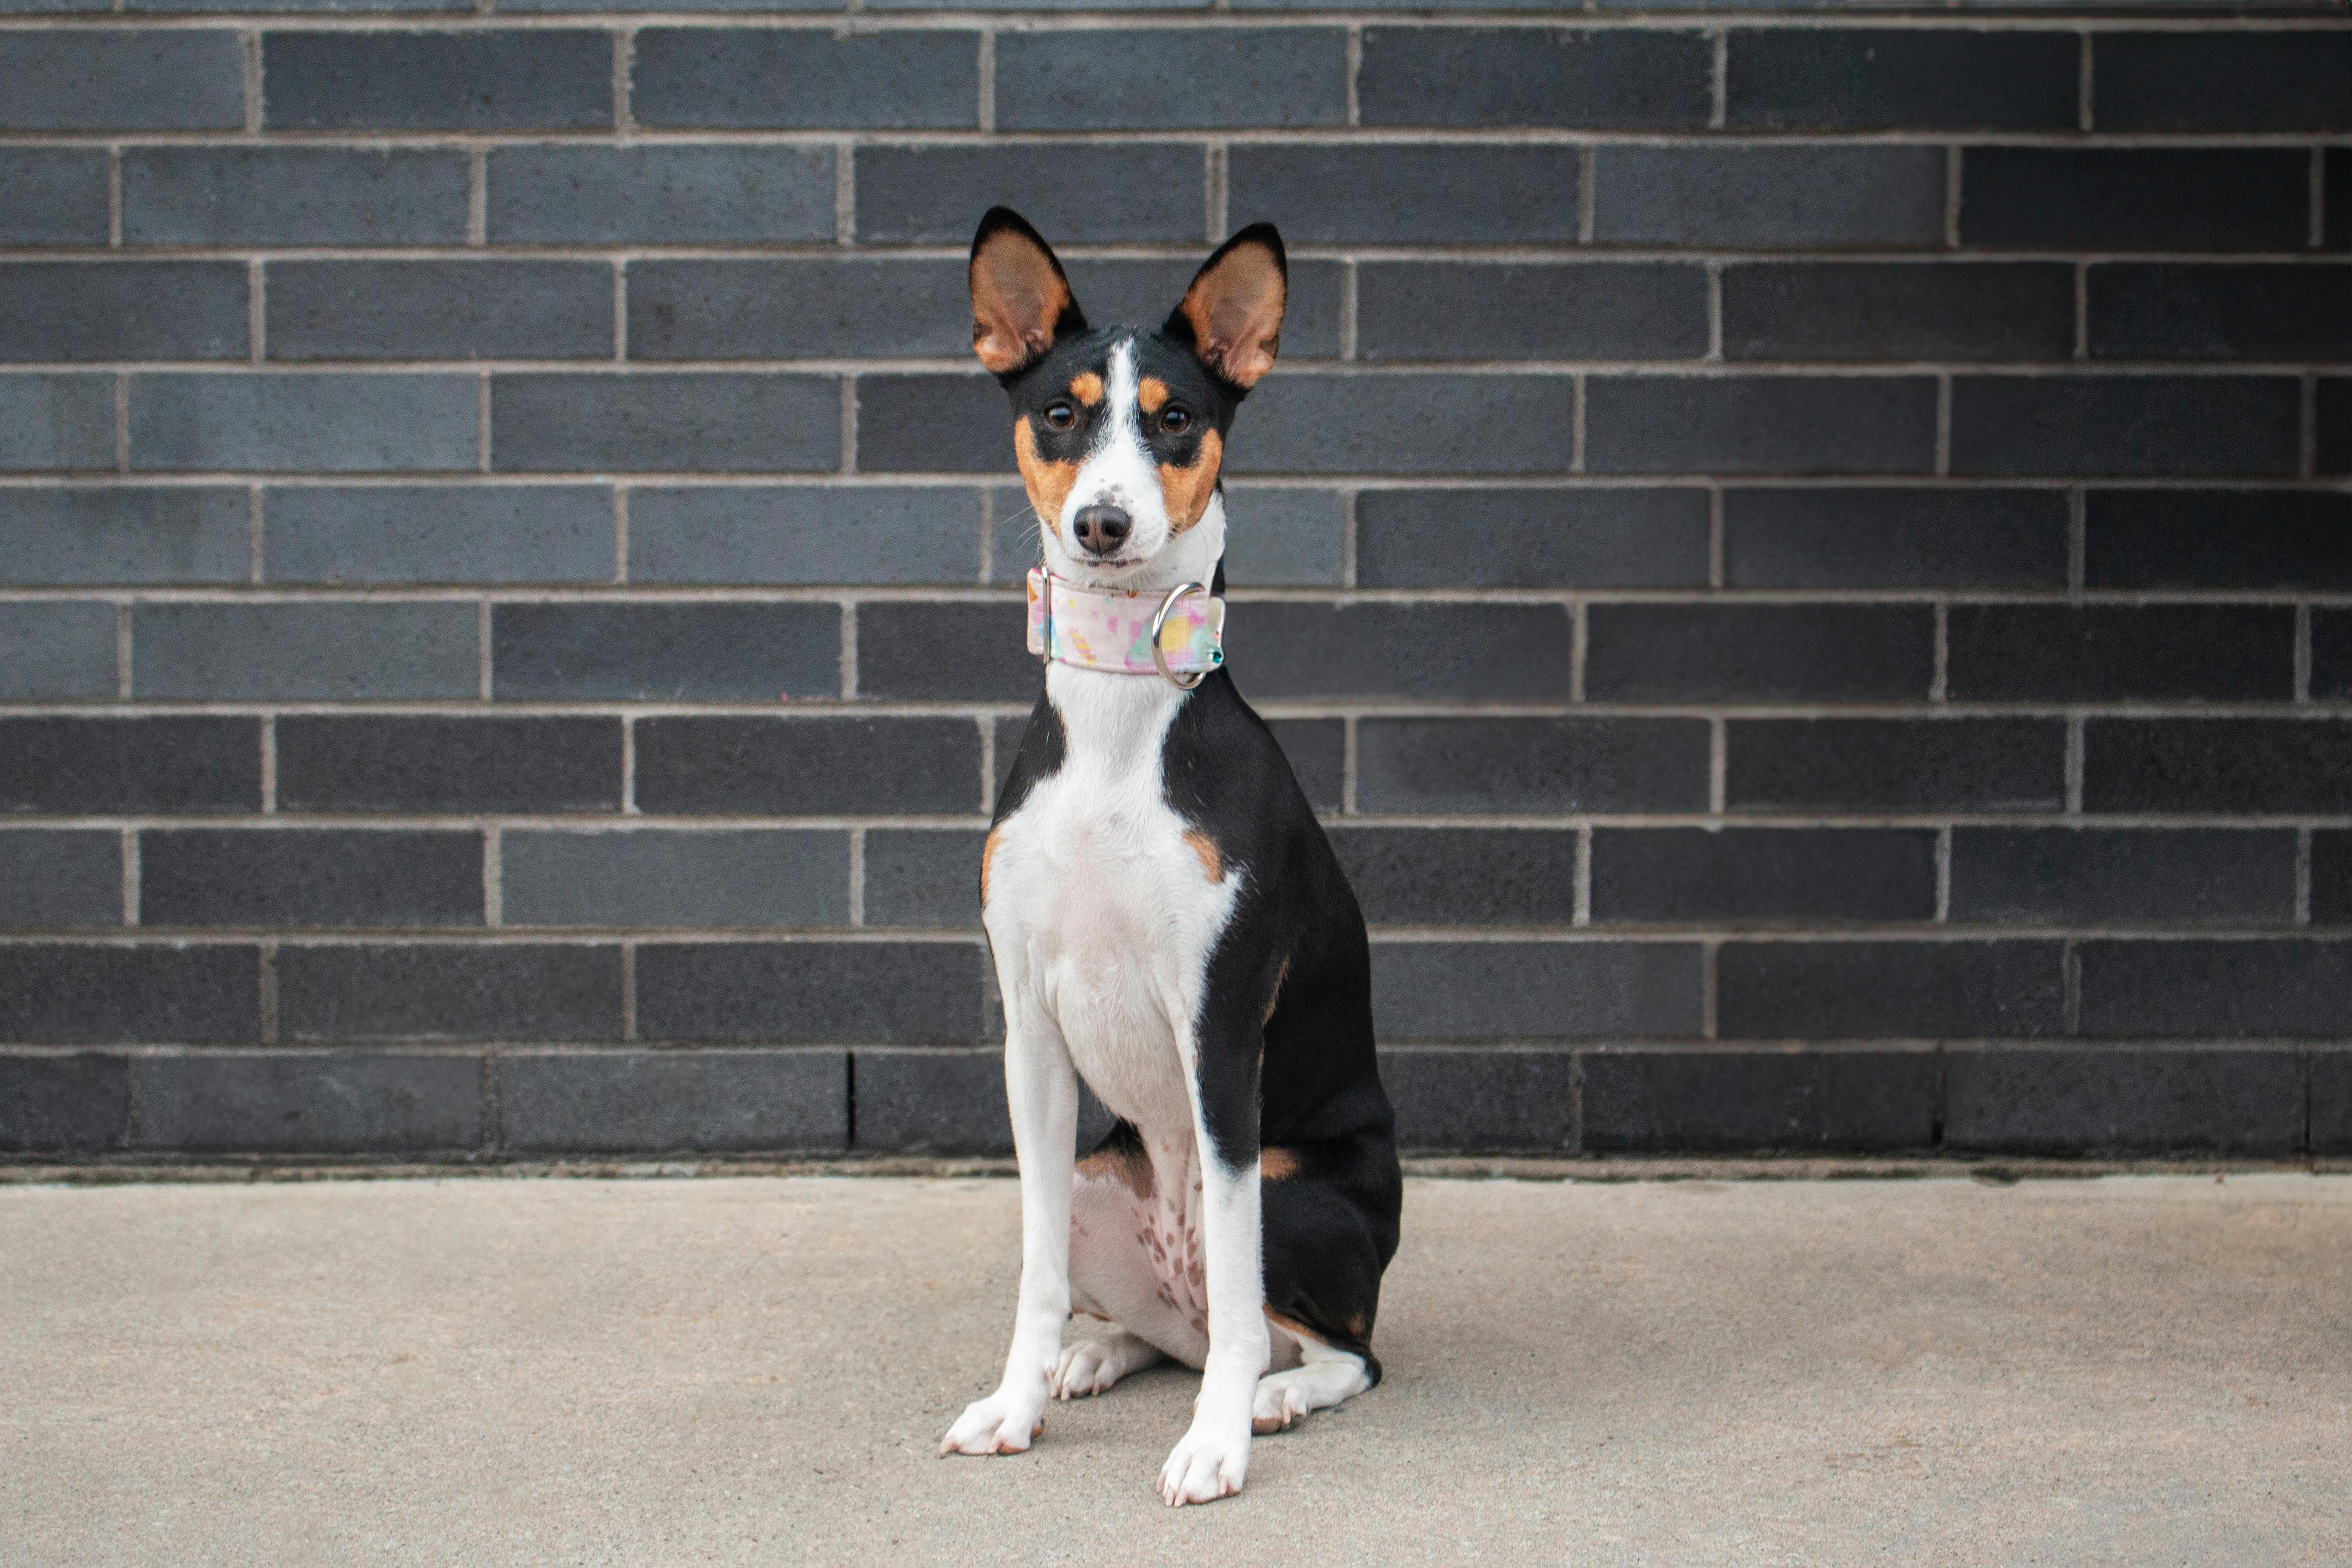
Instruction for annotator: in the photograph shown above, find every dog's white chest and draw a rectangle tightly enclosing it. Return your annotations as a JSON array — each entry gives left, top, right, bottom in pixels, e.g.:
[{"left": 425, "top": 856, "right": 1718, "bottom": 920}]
[{"left": 983, "top": 675, "right": 1239, "bottom": 1141}]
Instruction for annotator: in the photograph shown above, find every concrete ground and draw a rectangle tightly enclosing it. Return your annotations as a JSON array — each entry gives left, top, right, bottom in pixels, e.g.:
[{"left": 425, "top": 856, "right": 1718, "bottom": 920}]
[{"left": 3, "top": 1173, "right": 2348, "bottom": 1567}]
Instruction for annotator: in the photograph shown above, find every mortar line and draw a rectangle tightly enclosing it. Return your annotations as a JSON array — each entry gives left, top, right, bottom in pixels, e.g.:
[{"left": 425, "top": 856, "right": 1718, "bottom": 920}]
[
  {"left": 1577, "top": 146, "right": 1597, "bottom": 243},
  {"left": 835, "top": 142, "right": 855, "bottom": 246},
  {"left": 1341, "top": 713, "right": 1358, "bottom": 816},
  {"left": 1931, "top": 602, "right": 1949, "bottom": 703},
  {"left": 612, "top": 486, "right": 629, "bottom": 584},
  {"left": 248, "top": 486, "right": 265, "bottom": 584},
  {"left": 1340, "top": 488, "right": 1358, "bottom": 588},
  {"left": 840, "top": 376, "right": 858, "bottom": 473},
  {"left": 2296, "top": 603, "right": 2313, "bottom": 702},
  {"left": 259, "top": 713, "right": 276, "bottom": 812},
  {"left": 1344, "top": 26, "right": 1364, "bottom": 126},
  {"left": 2073, "top": 262, "right": 2089, "bottom": 360},
  {"left": 612, "top": 259, "right": 628, "bottom": 362},
  {"left": 613, "top": 28, "right": 633, "bottom": 138},
  {"left": 107, "top": 148, "right": 122, "bottom": 247},
  {"left": 468, "top": 148, "right": 488, "bottom": 246},
  {"left": 2314, "top": 149, "right": 2329, "bottom": 251},
  {"left": 113, "top": 373, "right": 129, "bottom": 474},
  {"left": 242, "top": 30, "right": 261, "bottom": 135},
  {"left": 1573, "top": 824, "right": 1592, "bottom": 927},
  {"left": 1706, "top": 484, "right": 1724, "bottom": 588},
  {"left": 120, "top": 828, "right": 140, "bottom": 927},
  {"left": 1934, "top": 373, "right": 1952, "bottom": 475},
  {"left": 977, "top": 714, "right": 997, "bottom": 817},
  {"left": 1339, "top": 259, "right": 1358, "bottom": 361},
  {"left": 258, "top": 942, "right": 277, "bottom": 1044},
  {"left": 1571, "top": 373, "right": 1586, "bottom": 471},
  {"left": 2068, "top": 488, "right": 2088, "bottom": 595},
  {"left": 1206, "top": 141, "right": 1227, "bottom": 240},
  {"left": 976, "top": 29, "right": 994, "bottom": 134},
  {"left": 620, "top": 940, "right": 637, "bottom": 1042},
  {"left": 248, "top": 260, "right": 266, "bottom": 364},
  {"left": 1708, "top": 718, "right": 1726, "bottom": 816},
  {"left": 2065, "top": 716, "right": 2085, "bottom": 816},
  {"left": 2296, "top": 827, "right": 2313, "bottom": 925},
  {"left": 1708, "top": 29, "right": 1727, "bottom": 129},
  {"left": 1944, "top": 146, "right": 1963, "bottom": 249},
  {"left": 840, "top": 600, "right": 858, "bottom": 699},
  {"left": 476, "top": 371, "right": 491, "bottom": 473},
  {"left": 114, "top": 605, "right": 132, "bottom": 699},
  {"left": 1704, "top": 260, "right": 1722, "bottom": 360},
  {"left": 1935, "top": 825, "right": 1951, "bottom": 923},
  {"left": 483, "top": 825, "right": 502, "bottom": 927},
  {"left": 847, "top": 825, "right": 865, "bottom": 927},
  {"left": 975, "top": 485, "right": 994, "bottom": 585},
  {"left": 2077, "top": 32, "right": 2093, "bottom": 132},
  {"left": 477, "top": 600, "right": 493, "bottom": 701},
  {"left": 2061, "top": 937, "right": 2080, "bottom": 1034},
  {"left": 2303, "top": 373, "right": 2320, "bottom": 478},
  {"left": 1700, "top": 939, "right": 1718, "bottom": 1039},
  {"left": 1569, "top": 599, "right": 1587, "bottom": 703},
  {"left": 621, "top": 715, "right": 638, "bottom": 815}
]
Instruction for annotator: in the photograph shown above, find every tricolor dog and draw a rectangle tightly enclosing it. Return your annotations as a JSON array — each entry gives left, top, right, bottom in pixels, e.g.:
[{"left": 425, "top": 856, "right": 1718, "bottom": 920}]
[{"left": 938, "top": 207, "right": 1403, "bottom": 1506}]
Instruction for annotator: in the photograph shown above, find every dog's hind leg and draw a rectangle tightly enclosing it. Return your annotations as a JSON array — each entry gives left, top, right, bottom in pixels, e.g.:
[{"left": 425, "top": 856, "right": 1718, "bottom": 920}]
[
  {"left": 1252, "top": 1318, "right": 1373, "bottom": 1433},
  {"left": 1053, "top": 1133, "right": 1208, "bottom": 1397}
]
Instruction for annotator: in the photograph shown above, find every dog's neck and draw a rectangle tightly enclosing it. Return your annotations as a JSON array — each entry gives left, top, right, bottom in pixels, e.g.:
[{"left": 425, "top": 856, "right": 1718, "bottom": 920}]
[{"left": 1036, "top": 492, "right": 1228, "bottom": 765}]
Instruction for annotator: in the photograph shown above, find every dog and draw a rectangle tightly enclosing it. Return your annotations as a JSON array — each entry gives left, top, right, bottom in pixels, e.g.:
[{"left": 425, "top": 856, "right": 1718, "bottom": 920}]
[{"left": 937, "top": 207, "right": 1403, "bottom": 1506}]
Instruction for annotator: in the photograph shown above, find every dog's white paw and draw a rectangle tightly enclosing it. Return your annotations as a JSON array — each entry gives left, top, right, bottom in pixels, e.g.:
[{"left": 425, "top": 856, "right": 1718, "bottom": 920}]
[
  {"left": 1050, "top": 1338, "right": 1122, "bottom": 1401},
  {"left": 1158, "top": 1421, "right": 1248, "bottom": 1506},
  {"left": 1250, "top": 1369, "right": 1315, "bottom": 1434},
  {"left": 939, "top": 1389, "right": 1046, "bottom": 1457}
]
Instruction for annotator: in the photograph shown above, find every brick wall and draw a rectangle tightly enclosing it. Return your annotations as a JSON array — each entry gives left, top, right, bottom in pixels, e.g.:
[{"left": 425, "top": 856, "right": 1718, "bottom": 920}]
[{"left": 2, "top": 0, "right": 2347, "bottom": 1164}]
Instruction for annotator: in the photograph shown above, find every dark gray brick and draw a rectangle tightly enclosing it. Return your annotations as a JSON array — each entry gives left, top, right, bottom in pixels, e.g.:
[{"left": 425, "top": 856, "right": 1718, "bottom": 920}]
[
  {"left": 1592, "top": 829, "right": 1937, "bottom": 925},
  {"left": 267, "top": 262, "right": 613, "bottom": 362},
  {"left": 1946, "top": 1046, "right": 2301, "bottom": 1156},
  {"left": 2324, "top": 377, "right": 2352, "bottom": 475},
  {"left": 2318, "top": 612, "right": 2352, "bottom": 700},
  {"left": 634, "top": 28, "right": 976, "bottom": 129},
  {"left": 1588, "top": 604, "right": 1932, "bottom": 703},
  {"left": 2084, "top": 720, "right": 2352, "bottom": 816},
  {"left": 0, "top": 374, "right": 114, "bottom": 472},
  {"left": 1053, "top": 259, "right": 1344, "bottom": 360},
  {"left": 54, "top": 181, "right": 214, "bottom": 288},
  {"left": 1728, "top": 720, "right": 2066, "bottom": 813},
  {"left": 0, "top": 945, "right": 259, "bottom": 1043},
  {"left": 1216, "top": 488, "right": 1345, "bottom": 586},
  {"left": 1583, "top": 1047, "right": 1936, "bottom": 1153},
  {"left": 855, "top": 603, "right": 1041, "bottom": 703},
  {"left": 276, "top": 717, "right": 622, "bottom": 814},
  {"left": 1718, "top": 940, "right": 2065, "bottom": 1041},
  {"left": 263, "top": 32, "right": 611, "bottom": 131},
  {"left": 853, "top": 1048, "right": 1008, "bottom": 1154},
  {"left": 1722, "top": 264, "right": 2074, "bottom": 363},
  {"left": 502, "top": 830, "right": 849, "bottom": 928},
  {"left": 122, "top": 149, "right": 471, "bottom": 246},
  {"left": 1228, "top": 146, "right": 1579, "bottom": 243},
  {"left": 863, "top": 828, "right": 985, "bottom": 929},
  {"left": 487, "top": 147, "right": 836, "bottom": 245},
  {"left": 1371, "top": 941, "right": 1702, "bottom": 1040},
  {"left": 1724, "top": 488, "right": 2068, "bottom": 590},
  {"left": 141, "top": 829, "right": 481, "bottom": 929},
  {"left": 132, "top": 603, "right": 478, "bottom": 700},
  {"left": 1586, "top": 376, "right": 1937, "bottom": 476},
  {"left": 1233, "top": 375, "right": 1579, "bottom": 475},
  {"left": 996, "top": 29, "right": 1344, "bottom": 130},
  {"left": 499, "top": 1048, "right": 846, "bottom": 1154},
  {"left": 1358, "top": 717, "right": 1710, "bottom": 814},
  {"left": 2094, "top": 32, "right": 2351, "bottom": 133},
  {"left": 263, "top": 485, "right": 614, "bottom": 585},
  {"left": 0, "top": 604, "right": 117, "bottom": 700},
  {"left": 1380, "top": 1047, "right": 1574, "bottom": 1152},
  {"left": 0, "top": 152, "right": 110, "bottom": 245},
  {"left": 2088, "top": 265, "right": 2352, "bottom": 363},
  {"left": 1268, "top": 719, "right": 1343, "bottom": 813},
  {"left": 2085, "top": 491, "right": 2352, "bottom": 590},
  {"left": 277, "top": 943, "right": 621, "bottom": 1041},
  {"left": 492, "top": 603, "right": 840, "bottom": 701},
  {"left": 1727, "top": 30, "right": 2077, "bottom": 131},
  {"left": 1358, "top": 26, "right": 1709, "bottom": 129},
  {"left": 1241, "top": 602, "right": 1574, "bottom": 701},
  {"left": 130, "top": 373, "right": 480, "bottom": 473},
  {"left": 1949, "top": 377, "right": 2302, "bottom": 478},
  {"left": 0, "top": 488, "right": 247, "bottom": 586},
  {"left": 492, "top": 373, "right": 840, "bottom": 474},
  {"left": 0, "top": 832, "right": 120, "bottom": 928},
  {"left": 856, "top": 145, "right": 1203, "bottom": 244},
  {"left": 503, "top": 0, "right": 830, "bottom": 12},
  {"left": 2082, "top": 939, "right": 2352, "bottom": 1037},
  {"left": 0, "top": 718, "right": 260, "bottom": 815},
  {"left": 2313, "top": 833, "right": 2352, "bottom": 927},
  {"left": 631, "top": 259, "right": 967, "bottom": 360},
  {"left": 0, "top": 1053, "right": 130, "bottom": 1154},
  {"left": 0, "top": 33, "right": 244, "bottom": 130},
  {"left": 1949, "top": 605, "right": 2293, "bottom": 704},
  {"left": 132, "top": 1052, "right": 481, "bottom": 1154},
  {"left": 629, "top": 486, "right": 979, "bottom": 586},
  {"left": 856, "top": 375, "right": 1018, "bottom": 473},
  {"left": 1593, "top": 146, "right": 1944, "bottom": 247},
  {"left": 1329, "top": 827, "right": 1578, "bottom": 925},
  {"left": 2319, "top": 1050, "right": 2352, "bottom": 1156},
  {"left": 635, "top": 717, "right": 982, "bottom": 816},
  {"left": 1961, "top": 149, "right": 2310, "bottom": 253},
  {"left": 1950, "top": 829, "right": 2298, "bottom": 928},
  {"left": 636, "top": 940, "right": 988, "bottom": 1043},
  {"left": 1356, "top": 263, "right": 1707, "bottom": 362}
]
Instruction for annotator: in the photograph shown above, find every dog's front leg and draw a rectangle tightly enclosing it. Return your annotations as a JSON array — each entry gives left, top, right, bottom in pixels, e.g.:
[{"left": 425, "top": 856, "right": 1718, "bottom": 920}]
[
  {"left": 940, "top": 988, "right": 1077, "bottom": 1457},
  {"left": 1158, "top": 1004, "right": 1268, "bottom": 1506}
]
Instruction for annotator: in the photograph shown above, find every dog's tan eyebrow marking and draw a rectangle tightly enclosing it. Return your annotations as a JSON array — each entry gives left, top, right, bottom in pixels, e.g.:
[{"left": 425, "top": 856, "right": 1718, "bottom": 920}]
[
  {"left": 1136, "top": 377, "right": 1170, "bottom": 415},
  {"left": 1159, "top": 429, "right": 1222, "bottom": 536},
  {"left": 1183, "top": 829, "right": 1222, "bottom": 883},
  {"left": 1068, "top": 371, "right": 1104, "bottom": 405},
  {"left": 1014, "top": 420, "right": 1077, "bottom": 536}
]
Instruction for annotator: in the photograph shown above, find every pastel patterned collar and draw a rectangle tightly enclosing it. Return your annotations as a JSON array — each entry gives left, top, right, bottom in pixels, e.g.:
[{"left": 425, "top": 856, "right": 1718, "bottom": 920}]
[{"left": 1025, "top": 568, "right": 1226, "bottom": 688}]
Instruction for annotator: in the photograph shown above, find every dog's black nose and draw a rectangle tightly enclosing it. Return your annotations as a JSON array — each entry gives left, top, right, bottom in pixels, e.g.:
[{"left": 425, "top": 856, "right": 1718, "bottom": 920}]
[{"left": 1072, "top": 504, "right": 1132, "bottom": 557}]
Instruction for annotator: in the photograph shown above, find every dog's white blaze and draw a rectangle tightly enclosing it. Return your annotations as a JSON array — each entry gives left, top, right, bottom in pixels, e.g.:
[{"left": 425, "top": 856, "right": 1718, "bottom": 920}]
[{"left": 1057, "top": 337, "right": 1174, "bottom": 563}]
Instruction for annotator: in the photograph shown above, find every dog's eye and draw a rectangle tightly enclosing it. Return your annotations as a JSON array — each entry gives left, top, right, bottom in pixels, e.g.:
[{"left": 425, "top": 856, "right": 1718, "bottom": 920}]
[
  {"left": 1161, "top": 406, "right": 1191, "bottom": 435},
  {"left": 1043, "top": 403, "right": 1076, "bottom": 431}
]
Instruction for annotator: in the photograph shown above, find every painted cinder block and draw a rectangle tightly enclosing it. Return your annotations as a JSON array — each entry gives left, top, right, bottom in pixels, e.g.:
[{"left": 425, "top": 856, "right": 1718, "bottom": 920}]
[
  {"left": 1239, "top": 602, "right": 1576, "bottom": 701},
  {"left": 1379, "top": 1048, "right": 1575, "bottom": 1152},
  {"left": 628, "top": 486, "right": 980, "bottom": 586},
  {"left": 0, "top": 718, "right": 261, "bottom": 815},
  {"left": 486, "top": 146, "right": 837, "bottom": 245},
  {"left": 633, "top": 717, "right": 984, "bottom": 816},
  {"left": 1720, "top": 263, "right": 2075, "bottom": 363},
  {"left": 0, "top": 32, "right": 246, "bottom": 130},
  {"left": 1945, "top": 1047, "right": 2304, "bottom": 1156},
  {"left": 855, "top": 145, "right": 1204, "bottom": 244},
  {"left": 994, "top": 29, "right": 1347, "bottom": 131},
  {"left": 1722, "top": 489, "right": 2069, "bottom": 589},
  {"left": 1586, "top": 603, "right": 1934, "bottom": 702},
  {"left": 0, "top": 945, "right": 261, "bottom": 1044},
  {"left": 0, "top": 263, "right": 248, "bottom": 363},
  {"left": 263, "top": 485, "right": 616, "bottom": 585},
  {"left": 1716, "top": 941, "right": 2067, "bottom": 1041},
  {"left": 1228, "top": 145, "right": 1580, "bottom": 243},
  {"left": 491, "top": 373, "right": 841, "bottom": 474},
  {"left": 500, "top": 829, "right": 852, "bottom": 928},
  {"left": 863, "top": 828, "right": 987, "bottom": 929},
  {"left": 1584, "top": 375, "right": 1939, "bottom": 474},
  {"left": 266, "top": 261, "right": 615, "bottom": 362},
  {"left": 131, "top": 1052, "right": 484, "bottom": 1154},
  {"left": 2087, "top": 264, "right": 2352, "bottom": 363},
  {"left": 1948, "top": 375, "right": 2303, "bottom": 477},
  {"left": 490, "top": 602, "right": 843, "bottom": 701},
  {"left": 1328, "top": 826, "right": 1581, "bottom": 925},
  {"left": 498, "top": 1049, "right": 848, "bottom": 1155},
  {"left": 275, "top": 717, "right": 623, "bottom": 814},
  {"left": 129, "top": 373, "right": 481, "bottom": 473},
  {"left": 2078, "top": 940, "right": 2352, "bottom": 1037},
  {"left": 262, "top": 31, "right": 613, "bottom": 131},
  {"left": 0, "top": 1053, "right": 131, "bottom": 1153},
  {"left": 1582, "top": 1048, "right": 1936, "bottom": 1153},
  {"left": 852, "top": 1049, "right": 1011, "bottom": 1154},
  {"left": 1961, "top": 149, "right": 2310, "bottom": 252},
  {"left": 2083, "top": 720, "right": 2352, "bottom": 815},
  {"left": 1726, "top": 30, "right": 2078, "bottom": 131},
  {"left": 1727, "top": 720, "right": 2067, "bottom": 814},
  {"left": 1947, "top": 605, "right": 2295, "bottom": 703},
  {"left": 276, "top": 944, "right": 623, "bottom": 1042},
  {"left": 2083, "top": 491, "right": 2352, "bottom": 590},
  {"left": 0, "top": 603, "right": 119, "bottom": 700},
  {"left": 0, "top": 488, "right": 249, "bottom": 586},
  {"left": 1355, "top": 717, "right": 1711, "bottom": 815},
  {"left": 0, "top": 374, "right": 115, "bottom": 471},
  {"left": 138, "top": 828, "right": 485, "bottom": 928},
  {"left": 1357, "top": 27, "right": 1710, "bottom": 129},
  {"left": 1356, "top": 262, "right": 1708, "bottom": 362},
  {"left": 1949, "top": 829, "right": 2299, "bottom": 928},
  {"left": 634, "top": 941, "right": 990, "bottom": 1044},
  {"left": 2092, "top": 32, "right": 2352, "bottom": 134},
  {"left": 1590, "top": 829, "right": 1939, "bottom": 926},
  {"left": 131, "top": 602, "right": 481, "bottom": 700},
  {"left": 0, "top": 831, "right": 122, "bottom": 928},
  {"left": 0, "top": 151, "right": 109, "bottom": 245},
  {"left": 633, "top": 28, "right": 979, "bottom": 130},
  {"left": 1592, "top": 146, "right": 1946, "bottom": 246},
  {"left": 1370, "top": 942, "right": 1703, "bottom": 1041},
  {"left": 122, "top": 149, "right": 472, "bottom": 247}
]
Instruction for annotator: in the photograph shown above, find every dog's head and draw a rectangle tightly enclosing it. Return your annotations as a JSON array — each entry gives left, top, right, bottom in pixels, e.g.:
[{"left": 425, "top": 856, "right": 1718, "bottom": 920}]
[{"left": 969, "top": 207, "right": 1287, "bottom": 587}]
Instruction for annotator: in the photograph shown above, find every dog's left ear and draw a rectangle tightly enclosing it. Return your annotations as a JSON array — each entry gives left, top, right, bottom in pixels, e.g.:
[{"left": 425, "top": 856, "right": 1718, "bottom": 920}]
[
  {"left": 970, "top": 206, "right": 1086, "bottom": 379},
  {"left": 1164, "top": 223, "right": 1286, "bottom": 392}
]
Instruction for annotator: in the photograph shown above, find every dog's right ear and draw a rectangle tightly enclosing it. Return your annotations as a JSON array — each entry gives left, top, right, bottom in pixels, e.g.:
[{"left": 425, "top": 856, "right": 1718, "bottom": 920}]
[{"left": 969, "top": 207, "right": 1087, "bottom": 380}]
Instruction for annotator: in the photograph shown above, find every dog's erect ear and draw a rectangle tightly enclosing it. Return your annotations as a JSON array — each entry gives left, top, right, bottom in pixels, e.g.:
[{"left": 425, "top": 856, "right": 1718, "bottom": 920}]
[
  {"left": 969, "top": 207, "right": 1086, "bottom": 379},
  {"left": 1164, "top": 223, "right": 1286, "bottom": 392}
]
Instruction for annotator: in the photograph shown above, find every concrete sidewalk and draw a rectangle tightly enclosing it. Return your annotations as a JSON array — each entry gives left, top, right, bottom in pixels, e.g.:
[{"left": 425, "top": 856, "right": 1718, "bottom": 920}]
[{"left": 4, "top": 1173, "right": 2348, "bottom": 1567}]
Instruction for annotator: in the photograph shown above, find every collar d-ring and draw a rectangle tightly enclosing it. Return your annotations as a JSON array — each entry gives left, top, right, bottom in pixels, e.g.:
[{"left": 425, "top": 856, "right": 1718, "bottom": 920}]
[{"left": 1151, "top": 581, "right": 1209, "bottom": 690}]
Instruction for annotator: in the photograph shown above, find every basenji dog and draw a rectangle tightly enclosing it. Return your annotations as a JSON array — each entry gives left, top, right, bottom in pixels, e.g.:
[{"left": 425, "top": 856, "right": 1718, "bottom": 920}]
[{"left": 937, "top": 207, "right": 1403, "bottom": 1506}]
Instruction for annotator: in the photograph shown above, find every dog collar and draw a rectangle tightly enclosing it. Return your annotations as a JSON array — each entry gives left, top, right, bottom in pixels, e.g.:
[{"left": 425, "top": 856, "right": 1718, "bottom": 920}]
[{"left": 1025, "top": 568, "right": 1226, "bottom": 689}]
